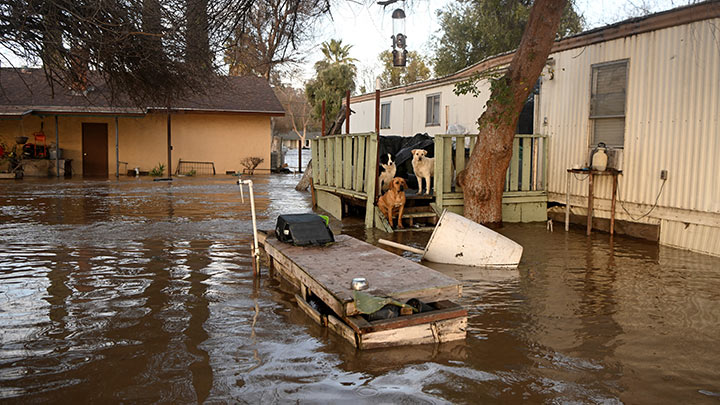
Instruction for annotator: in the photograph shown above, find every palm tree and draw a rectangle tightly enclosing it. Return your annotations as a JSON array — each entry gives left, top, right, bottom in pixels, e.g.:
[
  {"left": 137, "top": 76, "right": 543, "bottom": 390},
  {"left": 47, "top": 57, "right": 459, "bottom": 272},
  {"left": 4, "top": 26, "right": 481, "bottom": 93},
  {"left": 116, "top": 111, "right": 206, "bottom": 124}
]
[{"left": 317, "top": 39, "right": 357, "bottom": 68}]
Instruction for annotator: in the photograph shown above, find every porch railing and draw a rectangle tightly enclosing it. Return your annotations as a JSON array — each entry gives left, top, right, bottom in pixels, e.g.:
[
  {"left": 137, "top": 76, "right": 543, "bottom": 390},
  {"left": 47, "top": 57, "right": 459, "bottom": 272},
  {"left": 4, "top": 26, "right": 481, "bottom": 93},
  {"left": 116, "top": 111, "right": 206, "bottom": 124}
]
[
  {"left": 434, "top": 134, "right": 548, "bottom": 213},
  {"left": 311, "top": 133, "right": 378, "bottom": 224},
  {"left": 311, "top": 132, "right": 548, "bottom": 227}
]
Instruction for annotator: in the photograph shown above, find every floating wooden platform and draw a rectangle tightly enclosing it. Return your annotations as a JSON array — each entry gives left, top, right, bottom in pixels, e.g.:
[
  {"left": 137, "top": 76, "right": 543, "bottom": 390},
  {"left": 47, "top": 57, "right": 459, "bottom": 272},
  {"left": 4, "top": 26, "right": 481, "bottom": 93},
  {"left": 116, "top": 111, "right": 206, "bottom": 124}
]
[{"left": 260, "top": 234, "right": 467, "bottom": 349}]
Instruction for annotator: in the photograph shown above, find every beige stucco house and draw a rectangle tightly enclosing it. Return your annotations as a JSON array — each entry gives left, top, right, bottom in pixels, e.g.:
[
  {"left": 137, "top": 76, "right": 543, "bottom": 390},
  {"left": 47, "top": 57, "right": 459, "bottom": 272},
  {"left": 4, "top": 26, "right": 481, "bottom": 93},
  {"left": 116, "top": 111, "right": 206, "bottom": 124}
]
[{"left": 0, "top": 68, "right": 284, "bottom": 177}]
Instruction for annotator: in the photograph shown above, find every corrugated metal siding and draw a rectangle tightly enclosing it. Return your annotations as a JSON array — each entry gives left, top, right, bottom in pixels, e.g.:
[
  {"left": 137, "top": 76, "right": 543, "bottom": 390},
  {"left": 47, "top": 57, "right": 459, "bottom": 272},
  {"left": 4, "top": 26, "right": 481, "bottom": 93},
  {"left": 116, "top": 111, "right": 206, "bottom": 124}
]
[
  {"left": 349, "top": 81, "right": 490, "bottom": 136},
  {"left": 543, "top": 18, "right": 720, "bottom": 214},
  {"left": 661, "top": 220, "right": 720, "bottom": 257}
]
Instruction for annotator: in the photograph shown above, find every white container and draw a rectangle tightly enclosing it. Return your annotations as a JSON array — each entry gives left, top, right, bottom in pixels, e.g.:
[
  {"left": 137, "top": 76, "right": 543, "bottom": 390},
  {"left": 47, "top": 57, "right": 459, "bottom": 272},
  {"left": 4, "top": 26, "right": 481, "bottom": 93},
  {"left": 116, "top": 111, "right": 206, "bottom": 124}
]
[
  {"left": 422, "top": 210, "right": 523, "bottom": 268},
  {"left": 591, "top": 146, "right": 608, "bottom": 171}
]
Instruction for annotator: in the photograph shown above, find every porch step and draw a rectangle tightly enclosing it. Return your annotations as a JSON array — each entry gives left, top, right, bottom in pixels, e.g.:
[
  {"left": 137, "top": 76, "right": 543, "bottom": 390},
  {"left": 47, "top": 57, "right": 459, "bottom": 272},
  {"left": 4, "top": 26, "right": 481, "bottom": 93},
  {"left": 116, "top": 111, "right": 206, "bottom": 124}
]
[{"left": 402, "top": 211, "right": 437, "bottom": 219}]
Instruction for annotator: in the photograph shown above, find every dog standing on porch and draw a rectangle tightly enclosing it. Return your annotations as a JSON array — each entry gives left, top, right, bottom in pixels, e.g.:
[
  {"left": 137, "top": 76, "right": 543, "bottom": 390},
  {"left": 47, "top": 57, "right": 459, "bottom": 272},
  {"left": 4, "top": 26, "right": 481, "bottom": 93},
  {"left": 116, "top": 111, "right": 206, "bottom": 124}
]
[
  {"left": 411, "top": 149, "right": 435, "bottom": 195},
  {"left": 377, "top": 177, "right": 408, "bottom": 229},
  {"left": 379, "top": 153, "right": 396, "bottom": 192}
]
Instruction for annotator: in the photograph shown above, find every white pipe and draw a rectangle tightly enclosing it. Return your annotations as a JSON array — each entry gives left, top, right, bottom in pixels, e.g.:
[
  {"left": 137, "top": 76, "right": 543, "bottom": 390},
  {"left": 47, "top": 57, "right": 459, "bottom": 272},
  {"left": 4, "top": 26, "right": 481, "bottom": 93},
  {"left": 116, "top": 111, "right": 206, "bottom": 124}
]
[
  {"left": 238, "top": 179, "right": 260, "bottom": 274},
  {"left": 378, "top": 238, "right": 426, "bottom": 255}
]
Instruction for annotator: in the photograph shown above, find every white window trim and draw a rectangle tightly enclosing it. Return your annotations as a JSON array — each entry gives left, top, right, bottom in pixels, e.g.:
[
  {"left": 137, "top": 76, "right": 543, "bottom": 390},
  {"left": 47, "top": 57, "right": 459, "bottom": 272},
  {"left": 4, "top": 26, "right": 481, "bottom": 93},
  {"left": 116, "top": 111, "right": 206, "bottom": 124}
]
[
  {"left": 589, "top": 59, "right": 629, "bottom": 149},
  {"left": 425, "top": 93, "right": 441, "bottom": 127},
  {"left": 380, "top": 101, "right": 391, "bottom": 129}
]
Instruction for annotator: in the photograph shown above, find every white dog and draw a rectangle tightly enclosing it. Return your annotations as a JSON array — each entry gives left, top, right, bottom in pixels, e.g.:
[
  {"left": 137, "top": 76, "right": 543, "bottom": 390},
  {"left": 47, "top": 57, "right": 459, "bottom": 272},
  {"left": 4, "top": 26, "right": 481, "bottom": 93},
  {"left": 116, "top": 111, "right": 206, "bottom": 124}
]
[
  {"left": 411, "top": 149, "right": 435, "bottom": 195},
  {"left": 379, "top": 153, "right": 397, "bottom": 192}
]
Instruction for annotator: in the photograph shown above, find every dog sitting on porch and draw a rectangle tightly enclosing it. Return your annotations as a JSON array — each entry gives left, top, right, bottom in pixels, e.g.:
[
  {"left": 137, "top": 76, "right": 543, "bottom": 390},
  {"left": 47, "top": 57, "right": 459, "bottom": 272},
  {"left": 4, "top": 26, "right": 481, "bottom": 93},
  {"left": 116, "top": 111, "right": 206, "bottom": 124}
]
[
  {"left": 377, "top": 177, "right": 408, "bottom": 229},
  {"left": 411, "top": 149, "right": 435, "bottom": 195},
  {"left": 379, "top": 153, "right": 397, "bottom": 192}
]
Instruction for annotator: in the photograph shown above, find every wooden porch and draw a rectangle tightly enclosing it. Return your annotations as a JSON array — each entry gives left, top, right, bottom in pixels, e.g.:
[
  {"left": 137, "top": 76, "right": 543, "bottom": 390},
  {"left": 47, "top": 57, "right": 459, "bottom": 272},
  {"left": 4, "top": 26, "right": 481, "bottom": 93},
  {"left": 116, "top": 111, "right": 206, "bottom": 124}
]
[{"left": 311, "top": 133, "right": 548, "bottom": 232}]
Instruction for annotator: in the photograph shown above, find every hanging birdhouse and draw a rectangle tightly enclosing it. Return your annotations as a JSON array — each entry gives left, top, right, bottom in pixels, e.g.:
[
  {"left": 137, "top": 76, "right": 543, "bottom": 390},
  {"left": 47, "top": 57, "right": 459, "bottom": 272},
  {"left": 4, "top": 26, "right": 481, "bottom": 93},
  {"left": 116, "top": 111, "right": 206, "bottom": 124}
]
[{"left": 391, "top": 8, "right": 407, "bottom": 67}]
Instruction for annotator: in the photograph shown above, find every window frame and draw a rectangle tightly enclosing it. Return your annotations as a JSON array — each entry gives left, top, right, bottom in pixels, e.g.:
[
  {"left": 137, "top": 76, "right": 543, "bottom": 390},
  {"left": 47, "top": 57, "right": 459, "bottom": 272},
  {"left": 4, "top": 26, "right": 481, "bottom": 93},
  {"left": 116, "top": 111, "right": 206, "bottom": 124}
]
[
  {"left": 425, "top": 93, "right": 441, "bottom": 127},
  {"left": 589, "top": 59, "right": 629, "bottom": 148},
  {"left": 380, "top": 101, "right": 391, "bottom": 129}
]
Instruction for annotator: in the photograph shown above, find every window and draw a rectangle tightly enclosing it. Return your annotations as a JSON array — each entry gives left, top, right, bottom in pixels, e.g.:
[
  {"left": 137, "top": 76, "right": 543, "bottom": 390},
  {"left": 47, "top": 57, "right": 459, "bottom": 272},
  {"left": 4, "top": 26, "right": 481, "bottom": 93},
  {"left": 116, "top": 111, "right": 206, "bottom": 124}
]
[
  {"left": 425, "top": 93, "right": 440, "bottom": 126},
  {"left": 590, "top": 60, "right": 628, "bottom": 147},
  {"left": 380, "top": 102, "right": 391, "bottom": 129}
]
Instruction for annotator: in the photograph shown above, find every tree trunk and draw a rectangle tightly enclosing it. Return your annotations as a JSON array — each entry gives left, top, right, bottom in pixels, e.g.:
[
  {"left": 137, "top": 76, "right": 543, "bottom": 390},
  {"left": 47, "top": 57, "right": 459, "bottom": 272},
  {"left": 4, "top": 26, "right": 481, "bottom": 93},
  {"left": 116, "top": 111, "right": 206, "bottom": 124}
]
[{"left": 459, "top": 0, "right": 567, "bottom": 225}]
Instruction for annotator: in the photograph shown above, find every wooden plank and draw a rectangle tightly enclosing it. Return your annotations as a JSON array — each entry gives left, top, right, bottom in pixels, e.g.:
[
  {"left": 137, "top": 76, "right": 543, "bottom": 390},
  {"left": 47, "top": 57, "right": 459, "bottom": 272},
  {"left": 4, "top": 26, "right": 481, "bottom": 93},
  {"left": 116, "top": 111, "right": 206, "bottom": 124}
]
[
  {"left": 334, "top": 137, "right": 342, "bottom": 188},
  {"left": 295, "top": 294, "right": 325, "bottom": 326},
  {"left": 350, "top": 305, "right": 467, "bottom": 334},
  {"left": 359, "top": 317, "right": 467, "bottom": 349},
  {"left": 328, "top": 314, "right": 358, "bottom": 347},
  {"left": 434, "top": 134, "right": 445, "bottom": 211},
  {"left": 264, "top": 235, "right": 462, "bottom": 317},
  {"left": 521, "top": 138, "right": 532, "bottom": 191},
  {"left": 343, "top": 135, "right": 353, "bottom": 190},
  {"left": 313, "top": 184, "right": 367, "bottom": 200},
  {"left": 355, "top": 136, "right": 366, "bottom": 193},
  {"left": 316, "top": 189, "right": 343, "bottom": 220},
  {"left": 318, "top": 139, "right": 326, "bottom": 185},
  {"left": 509, "top": 137, "right": 520, "bottom": 191},
  {"left": 263, "top": 240, "right": 346, "bottom": 316},
  {"left": 469, "top": 135, "right": 477, "bottom": 155},
  {"left": 311, "top": 139, "right": 319, "bottom": 185},
  {"left": 364, "top": 133, "right": 378, "bottom": 228},
  {"left": 454, "top": 136, "right": 465, "bottom": 192},
  {"left": 442, "top": 136, "right": 453, "bottom": 193}
]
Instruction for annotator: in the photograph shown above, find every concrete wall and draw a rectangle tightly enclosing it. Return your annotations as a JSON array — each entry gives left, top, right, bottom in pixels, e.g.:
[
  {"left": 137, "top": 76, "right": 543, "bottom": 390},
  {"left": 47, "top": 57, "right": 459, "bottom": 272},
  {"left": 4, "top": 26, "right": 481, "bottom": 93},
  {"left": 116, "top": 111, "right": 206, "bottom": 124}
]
[{"left": 0, "top": 112, "right": 272, "bottom": 176}]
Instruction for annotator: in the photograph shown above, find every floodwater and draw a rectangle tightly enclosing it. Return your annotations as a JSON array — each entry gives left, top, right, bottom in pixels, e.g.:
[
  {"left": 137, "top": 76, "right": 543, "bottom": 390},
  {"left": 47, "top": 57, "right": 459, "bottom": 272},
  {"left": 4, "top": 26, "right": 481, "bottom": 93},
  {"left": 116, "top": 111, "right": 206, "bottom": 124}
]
[{"left": 1, "top": 174, "right": 719, "bottom": 404}]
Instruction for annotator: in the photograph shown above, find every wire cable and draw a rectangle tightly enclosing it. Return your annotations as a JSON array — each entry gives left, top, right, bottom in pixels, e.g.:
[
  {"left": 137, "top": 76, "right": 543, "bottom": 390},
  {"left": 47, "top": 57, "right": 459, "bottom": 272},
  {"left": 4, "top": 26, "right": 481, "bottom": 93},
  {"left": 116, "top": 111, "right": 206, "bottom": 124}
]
[{"left": 617, "top": 178, "right": 667, "bottom": 221}]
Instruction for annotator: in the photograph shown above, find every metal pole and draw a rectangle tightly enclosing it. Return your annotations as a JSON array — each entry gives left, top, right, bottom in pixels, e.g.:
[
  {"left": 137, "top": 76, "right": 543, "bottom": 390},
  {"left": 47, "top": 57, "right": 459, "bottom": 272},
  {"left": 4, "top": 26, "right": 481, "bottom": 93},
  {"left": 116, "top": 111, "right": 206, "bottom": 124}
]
[
  {"left": 239, "top": 179, "right": 260, "bottom": 277},
  {"left": 54, "top": 115, "right": 59, "bottom": 178},
  {"left": 345, "top": 90, "right": 350, "bottom": 134},
  {"left": 167, "top": 112, "right": 172, "bottom": 177},
  {"left": 375, "top": 89, "right": 380, "bottom": 134},
  {"left": 321, "top": 100, "right": 326, "bottom": 136},
  {"left": 115, "top": 116, "right": 119, "bottom": 178},
  {"left": 298, "top": 139, "right": 302, "bottom": 172}
]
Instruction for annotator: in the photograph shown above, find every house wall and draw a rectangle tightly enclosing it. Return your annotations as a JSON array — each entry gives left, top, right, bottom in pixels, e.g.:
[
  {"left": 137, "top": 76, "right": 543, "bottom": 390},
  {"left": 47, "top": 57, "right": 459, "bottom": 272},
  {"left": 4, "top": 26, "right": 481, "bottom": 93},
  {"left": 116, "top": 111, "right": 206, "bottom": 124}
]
[
  {"left": 0, "top": 112, "right": 272, "bottom": 176},
  {"left": 347, "top": 15, "right": 720, "bottom": 257},
  {"left": 349, "top": 81, "right": 490, "bottom": 136},
  {"left": 540, "top": 17, "right": 720, "bottom": 257}
]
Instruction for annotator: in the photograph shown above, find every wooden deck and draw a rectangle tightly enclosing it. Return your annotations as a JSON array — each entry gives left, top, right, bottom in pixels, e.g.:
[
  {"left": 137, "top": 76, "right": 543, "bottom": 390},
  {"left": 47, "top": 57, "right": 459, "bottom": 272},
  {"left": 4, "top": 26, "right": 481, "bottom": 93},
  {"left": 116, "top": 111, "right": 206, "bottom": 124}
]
[
  {"left": 311, "top": 133, "right": 549, "bottom": 231},
  {"left": 261, "top": 234, "right": 467, "bottom": 349}
]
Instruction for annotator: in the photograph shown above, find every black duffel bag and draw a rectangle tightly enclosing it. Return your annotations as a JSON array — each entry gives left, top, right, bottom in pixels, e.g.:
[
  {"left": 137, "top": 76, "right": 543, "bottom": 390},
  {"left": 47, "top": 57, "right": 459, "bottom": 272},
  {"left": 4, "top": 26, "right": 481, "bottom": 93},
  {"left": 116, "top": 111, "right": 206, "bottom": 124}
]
[{"left": 275, "top": 214, "right": 334, "bottom": 246}]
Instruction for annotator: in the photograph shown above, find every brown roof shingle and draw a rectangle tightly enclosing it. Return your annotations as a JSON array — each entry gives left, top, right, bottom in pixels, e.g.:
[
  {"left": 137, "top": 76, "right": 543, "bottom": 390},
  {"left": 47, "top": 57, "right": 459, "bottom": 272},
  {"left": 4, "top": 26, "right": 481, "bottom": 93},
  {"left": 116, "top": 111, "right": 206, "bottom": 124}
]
[{"left": 0, "top": 68, "right": 285, "bottom": 116}]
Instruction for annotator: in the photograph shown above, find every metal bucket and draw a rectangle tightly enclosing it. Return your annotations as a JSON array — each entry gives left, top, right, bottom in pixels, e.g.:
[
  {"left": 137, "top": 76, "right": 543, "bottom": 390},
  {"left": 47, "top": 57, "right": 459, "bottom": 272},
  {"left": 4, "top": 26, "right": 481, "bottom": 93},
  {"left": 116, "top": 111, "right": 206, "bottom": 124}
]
[{"left": 422, "top": 210, "right": 523, "bottom": 268}]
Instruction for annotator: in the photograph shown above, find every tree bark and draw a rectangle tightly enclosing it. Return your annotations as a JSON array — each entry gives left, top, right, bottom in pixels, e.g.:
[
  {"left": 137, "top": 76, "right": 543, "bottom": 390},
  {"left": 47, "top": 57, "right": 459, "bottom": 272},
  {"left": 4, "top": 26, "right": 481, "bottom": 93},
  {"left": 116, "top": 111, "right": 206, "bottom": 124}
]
[{"left": 459, "top": 0, "right": 567, "bottom": 225}]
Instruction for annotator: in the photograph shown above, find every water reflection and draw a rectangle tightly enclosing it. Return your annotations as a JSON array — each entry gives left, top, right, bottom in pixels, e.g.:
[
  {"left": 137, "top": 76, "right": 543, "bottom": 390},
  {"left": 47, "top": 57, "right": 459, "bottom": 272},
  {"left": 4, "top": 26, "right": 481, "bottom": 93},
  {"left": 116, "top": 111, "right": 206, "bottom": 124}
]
[{"left": 0, "top": 175, "right": 719, "bottom": 403}]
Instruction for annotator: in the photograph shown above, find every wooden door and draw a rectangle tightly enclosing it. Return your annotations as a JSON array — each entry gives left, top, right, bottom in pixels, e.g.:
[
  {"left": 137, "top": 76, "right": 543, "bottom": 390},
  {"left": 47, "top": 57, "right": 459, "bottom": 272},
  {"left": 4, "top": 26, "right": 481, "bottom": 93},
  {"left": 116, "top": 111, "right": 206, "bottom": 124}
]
[
  {"left": 403, "top": 98, "right": 413, "bottom": 136},
  {"left": 82, "top": 123, "right": 108, "bottom": 177}
]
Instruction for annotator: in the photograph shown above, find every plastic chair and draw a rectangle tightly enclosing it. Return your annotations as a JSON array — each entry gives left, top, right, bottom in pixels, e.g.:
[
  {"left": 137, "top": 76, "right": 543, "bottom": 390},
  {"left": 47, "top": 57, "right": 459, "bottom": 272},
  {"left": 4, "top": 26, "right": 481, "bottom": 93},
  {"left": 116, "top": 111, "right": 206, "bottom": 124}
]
[{"left": 33, "top": 132, "right": 47, "bottom": 158}]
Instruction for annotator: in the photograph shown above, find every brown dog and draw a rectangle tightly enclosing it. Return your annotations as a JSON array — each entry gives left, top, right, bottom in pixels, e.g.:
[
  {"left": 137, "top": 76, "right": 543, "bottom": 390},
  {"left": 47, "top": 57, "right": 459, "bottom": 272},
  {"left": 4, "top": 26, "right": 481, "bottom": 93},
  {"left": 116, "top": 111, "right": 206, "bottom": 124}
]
[{"left": 377, "top": 177, "right": 407, "bottom": 228}]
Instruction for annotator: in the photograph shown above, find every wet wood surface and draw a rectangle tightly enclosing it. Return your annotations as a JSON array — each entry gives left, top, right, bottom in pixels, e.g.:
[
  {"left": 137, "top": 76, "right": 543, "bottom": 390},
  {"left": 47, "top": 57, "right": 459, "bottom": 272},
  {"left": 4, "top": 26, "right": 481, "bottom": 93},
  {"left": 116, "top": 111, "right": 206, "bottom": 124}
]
[{"left": 263, "top": 235, "right": 462, "bottom": 316}]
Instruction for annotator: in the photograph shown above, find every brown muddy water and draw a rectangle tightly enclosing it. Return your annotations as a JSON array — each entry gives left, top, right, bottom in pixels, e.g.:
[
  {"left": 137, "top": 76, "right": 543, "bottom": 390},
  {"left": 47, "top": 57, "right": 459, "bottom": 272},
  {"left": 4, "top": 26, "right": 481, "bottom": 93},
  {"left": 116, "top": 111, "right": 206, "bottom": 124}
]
[{"left": 1, "top": 174, "right": 719, "bottom": 404}]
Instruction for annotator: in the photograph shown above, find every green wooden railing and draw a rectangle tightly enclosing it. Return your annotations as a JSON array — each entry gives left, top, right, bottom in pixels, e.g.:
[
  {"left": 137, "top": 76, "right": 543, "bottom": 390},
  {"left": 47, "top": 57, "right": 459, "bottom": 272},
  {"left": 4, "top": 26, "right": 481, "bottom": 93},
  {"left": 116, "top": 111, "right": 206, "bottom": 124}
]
[
  {"left": 433, "top": 134, "right": 548, "bottom": 214},
  {"left": 311, "top": 133, "right": 378, "bottom": 225},
  {"left": 311, "top": 132, "right": 547, "bottom": 227}
]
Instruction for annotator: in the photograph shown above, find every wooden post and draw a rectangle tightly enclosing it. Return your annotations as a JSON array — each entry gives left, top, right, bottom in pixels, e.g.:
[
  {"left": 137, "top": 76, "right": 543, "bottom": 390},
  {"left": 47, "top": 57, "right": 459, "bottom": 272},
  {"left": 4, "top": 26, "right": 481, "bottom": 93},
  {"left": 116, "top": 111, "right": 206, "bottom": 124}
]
[
  {"left": 587, "top": 172, "right": 594, "bottom": 236},
  {"left": 115, "top": 116, "right": 119, "bottom": 178},
  {"left": 565, "top": 170, "right": 571, "bottom": 232},
  {"left": 321, "top": 100, "right": 326, "bottom": 136},
  {"left": 54, "top": 115, "right": 59, "bottom": 178},
  {"left": 445, "top": 105, "right": 449, "bottom": 132},
  {"left": 364, "top": 133, "right": 378, "bottom": 228},
  {"left": 375, "top": 89, "right": 380, "bottom": 134},
  {"left": 167, "top": 112, "right": 172, "bottom": 178},
  {"left": 610, "top": 172, "right": 618, "bottom": 235},
  {"left": 298, "top": 139, "right": 302, "bottom": 172},
  {"left": 345, "top": 90, "right": 350, "bottom": 134}
]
